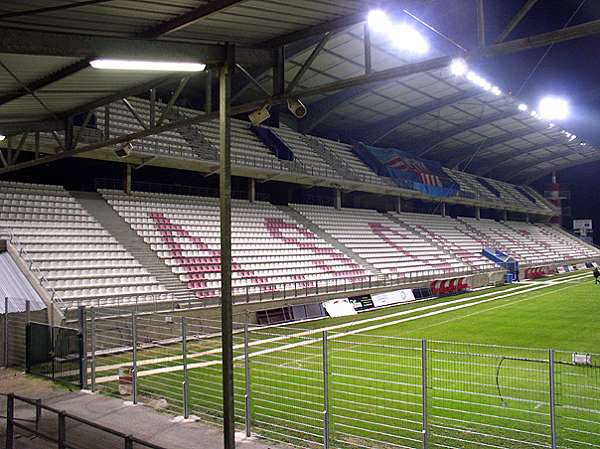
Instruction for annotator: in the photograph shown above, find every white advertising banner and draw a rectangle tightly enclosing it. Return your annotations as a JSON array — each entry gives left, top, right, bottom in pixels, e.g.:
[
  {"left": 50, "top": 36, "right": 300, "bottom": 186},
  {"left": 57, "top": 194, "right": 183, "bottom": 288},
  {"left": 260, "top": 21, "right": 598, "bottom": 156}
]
[
  {"left": 371, "top": 289, "right": 415, "bottom": 308},
  {"left": 323, "top": 298, "right": 358, "bottom": 317}
]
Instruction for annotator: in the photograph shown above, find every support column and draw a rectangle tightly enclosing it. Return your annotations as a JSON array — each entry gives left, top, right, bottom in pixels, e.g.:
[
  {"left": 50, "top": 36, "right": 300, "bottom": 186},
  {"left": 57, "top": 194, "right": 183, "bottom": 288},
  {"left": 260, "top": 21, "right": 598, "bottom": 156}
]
[
  {"left": 525, "top": 213, "right": 530, "bottom": 223},
  {"left": 123, "top": 163, "right": 132, "bottom": 195},
  {"left": 219, "top": 43, "right": 236, "bottom": 449},
  {"left": 502, "top": 210, "right": 508, "bottom": 222},
  {"left": 395, "top": 197, "right": 402, "bottom": 213},
  {"left": 441, "top": 202, "right": 447, "bottom": 217},
  {"left": 248, "top": 178, "right": 256, "bottom": 203},
  {"left": 205, "top": 69, "right": 213, "bottom": 114},
  {"left": 475, "top": 207, "right": 481, "bottom": 220},
  {"left": 269, "top": 47, "right": 285, "bottom": 128},
  {"left": 334, "top": 189, "right": 342, "bottom": 210}
]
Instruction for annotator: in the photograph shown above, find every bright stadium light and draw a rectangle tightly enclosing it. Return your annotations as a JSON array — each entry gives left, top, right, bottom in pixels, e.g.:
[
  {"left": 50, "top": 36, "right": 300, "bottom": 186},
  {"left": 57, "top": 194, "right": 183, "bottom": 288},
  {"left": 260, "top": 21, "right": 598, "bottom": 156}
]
[
  {"left": 450, "top": 59, "right": 468, "bottom": 76},
  {"left": 391, "top": 24, "right": 429, "bottom": 53},
  {"left": 518, "top": 103, "right": 528, "bottom": 112},
  {"left": 0, "top": 134, "right": 5, "bottom": 142},
  {"left": 367, "top": 9, "right": 392, "bottom": 32},
  {"left": 90, "top": 59, "right": 206, "bottom": 72},
  {"left": 539, "top": 96, "right": 569, "bottom": 120},
  {"left": 569, "top": 134, "right": 577, "bottom": 142},
  {"left": 491, "top": 86, "right": 502, "bottom": 96}
]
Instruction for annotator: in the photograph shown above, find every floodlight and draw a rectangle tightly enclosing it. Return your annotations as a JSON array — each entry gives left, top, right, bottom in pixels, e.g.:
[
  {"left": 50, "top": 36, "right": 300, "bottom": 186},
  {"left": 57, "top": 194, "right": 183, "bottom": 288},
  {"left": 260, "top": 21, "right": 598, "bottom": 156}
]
[
  {"left": 90, "top": 59, "right": 206, "bottom": 72},
  {"left": 287, "top": 98, "right": 307, "bottom": 119},
  {"left": 531, "top": 110, "right": 537, "bottom": 117},
  {"left": 249, "top": 103, "right": 271, "bottom": 126},
  {"left": 466, "top": 71, "right": 477, "bottom": 82},
  {"left": 0, "top": 135, "right": 5, "bottom": 142},
  {"left": 491, "top": 86, "right": 502, "bottom": 96},
  {"left": 367, "top": 9, "right": 392, "bottom": 32},
  {"left": 450, "top": 59, "right": 468, "bottom": 76},
  {"left": 539, "top": 96, "right": 569, "bottom": 120},
  {"left": 391, "top": 24, "right": 429, "bottom": 54},
  {"left": 569, "top": 134, "right": 577, "bottom": 142},
  {"left": 518, "top": 103, "right": 528, "bottom": 112}
]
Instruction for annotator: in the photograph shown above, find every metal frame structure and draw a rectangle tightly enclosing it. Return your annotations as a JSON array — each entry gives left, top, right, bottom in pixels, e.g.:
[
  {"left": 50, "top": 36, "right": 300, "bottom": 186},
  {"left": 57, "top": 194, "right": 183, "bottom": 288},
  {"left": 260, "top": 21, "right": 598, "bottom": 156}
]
[{"left": 2, "top": 3, "right": 600, "bottom": 447}]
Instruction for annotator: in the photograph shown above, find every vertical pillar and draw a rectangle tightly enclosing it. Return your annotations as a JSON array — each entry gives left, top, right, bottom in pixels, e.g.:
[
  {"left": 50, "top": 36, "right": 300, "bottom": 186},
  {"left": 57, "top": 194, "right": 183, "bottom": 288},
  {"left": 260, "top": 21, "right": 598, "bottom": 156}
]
[
  {"left": 182, "top": 318, "right": 189, "bottom": 419},
  {"left": 476, "top": 0, "right": 486, "bottom": 48},
  {"left": 502, "top": 210, "right": 508, "bottom": 222},
  {"left": 6, "top": 394, "right": 14, "bottom": 449},
  {"left": 149, "top": 88, "right": 156, "bottom": 127},
  {"left": 322, "top": 331, "right": 330, "bottom": 449},
  {"left": 549, "top": 349, "right": 557, "bottom": 449},
  {"left": 334, "top": 189, "right": 342, "bottom": 210},
  {"left": 441, "top": 202, "right": 446, "bottom": 217},
  {"left": 124, "top": 164, "right": 132, "bottom": 195},
  {"left": 248, "top": 178, "right": 256, "bottom": 203},
  {"left": 244, "top": 323, "right": 251, "bottom": 437},
  {"left": 219, "top": 43, "right": 236, "bottom": 449},
  {"left": 270, "top": 47, "right": 285, "bottom": 128},
  {"left": 104, "top": 105, "right": 110, "bottom": 140},
  {"left": 78, "top": 306, "right": 87, "bottom": 389},
  {"left": 475, "top": 207, "right": 481, "bottom": 220},
  {"left": 4, "top": 297, "right": 8, "bottom": 367},
  {"left": 421, "top": 339, "right": 428, "bottom": 449},
  {"left": 525, "top": 213, "right": 530, "bottom": 223},
  {"left": 395, "top": 197, "right": 402, "bottom": 214},
  {"left": 90, "top": 309, "right": 96, "bottom": 392},
  {"left": 205, "top": 69, "right": 213, "bottom": 114},
  {"left": 131, "top": 311, "right": 138, "bottom": 405}
]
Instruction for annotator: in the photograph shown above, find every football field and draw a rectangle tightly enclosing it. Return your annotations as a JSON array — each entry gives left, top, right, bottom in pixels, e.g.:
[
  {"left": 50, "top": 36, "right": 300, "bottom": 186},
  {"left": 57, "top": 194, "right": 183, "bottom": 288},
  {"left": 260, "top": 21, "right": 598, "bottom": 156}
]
[{"left": 93, "top": 271, "right": 600, "bottom": 449}]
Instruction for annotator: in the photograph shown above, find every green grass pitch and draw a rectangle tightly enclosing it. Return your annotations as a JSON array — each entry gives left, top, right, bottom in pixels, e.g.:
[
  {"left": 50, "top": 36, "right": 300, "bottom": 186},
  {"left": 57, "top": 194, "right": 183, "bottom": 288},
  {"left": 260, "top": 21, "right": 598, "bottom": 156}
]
[{"left": 97, "top": 272, "right": 600, "bottom": 449}]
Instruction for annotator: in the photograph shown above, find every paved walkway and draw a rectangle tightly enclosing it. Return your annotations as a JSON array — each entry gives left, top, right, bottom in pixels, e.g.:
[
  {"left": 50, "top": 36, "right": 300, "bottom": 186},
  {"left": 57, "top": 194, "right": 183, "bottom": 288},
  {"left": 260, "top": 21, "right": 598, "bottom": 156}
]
[{"left": 0, "top": 369, "right": 286, "bottom": 449}]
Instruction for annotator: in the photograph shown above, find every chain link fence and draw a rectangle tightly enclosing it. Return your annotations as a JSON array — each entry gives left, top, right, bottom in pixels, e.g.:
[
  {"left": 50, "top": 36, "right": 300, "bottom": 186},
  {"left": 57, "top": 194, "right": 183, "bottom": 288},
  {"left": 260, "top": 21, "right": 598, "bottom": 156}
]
[{"left": 81, "top": 308, "right": 600, "bottom": 449}]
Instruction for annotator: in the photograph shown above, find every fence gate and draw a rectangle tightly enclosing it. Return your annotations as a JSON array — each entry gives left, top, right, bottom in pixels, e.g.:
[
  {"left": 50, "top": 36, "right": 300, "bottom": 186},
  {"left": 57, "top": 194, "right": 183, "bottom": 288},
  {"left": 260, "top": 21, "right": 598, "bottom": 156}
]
[{"left": 26, "top": 322, "right": 83, "bottom": 388}]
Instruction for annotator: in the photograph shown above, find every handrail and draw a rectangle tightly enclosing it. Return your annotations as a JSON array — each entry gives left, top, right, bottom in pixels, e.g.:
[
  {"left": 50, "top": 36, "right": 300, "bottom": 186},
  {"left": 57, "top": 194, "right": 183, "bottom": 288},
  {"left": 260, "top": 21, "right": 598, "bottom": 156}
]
[{"left": 4, "top": 393, "right": 169, "bottom": 449}]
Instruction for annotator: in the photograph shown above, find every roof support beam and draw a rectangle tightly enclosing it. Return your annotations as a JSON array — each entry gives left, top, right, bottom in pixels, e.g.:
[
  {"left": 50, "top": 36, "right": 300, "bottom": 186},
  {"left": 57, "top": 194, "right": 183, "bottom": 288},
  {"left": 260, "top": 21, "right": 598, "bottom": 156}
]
[
  {"left": 477, "top": 141, "right": 560, "bottom": 175},
  {"left": 495, "top": 0, "right": 541, "bottom": 43},
  {"left": 0, "top": 58, "right": 92, "bottom": 106},
  {"left": 502, "top": 149, "right": 586, "bottom": 182},
  {"left": 0, "top": 27, "right": 271, "bottom": 67},
  {"left": 445, "top": 128, "right": 537, "bottom": 168},
  {"left": 521, "top": 155, "right": 600, "bottom": 184},
  {"left": 0, "top": 0, "right": 115, "bottom": 19},
  {"left": 417, "top": 110, "right": 515, "bottom": 157},
  {"left": 482, "top": 143, "right": 563, "bottom": 176},
  {"left": 287, "top": 33, "right": 332, "bottom": 94},
  {"left": 358, "top": 88, "right": 480, "bottom": 144},
  {"left": 137, "top": 0, "right": 247, "bottom": 38}
]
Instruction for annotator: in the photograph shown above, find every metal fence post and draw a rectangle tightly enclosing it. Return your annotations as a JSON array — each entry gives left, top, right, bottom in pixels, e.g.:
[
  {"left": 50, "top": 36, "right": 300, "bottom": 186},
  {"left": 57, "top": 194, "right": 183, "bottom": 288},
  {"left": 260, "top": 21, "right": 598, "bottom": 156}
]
[
  {"left": 322, "top": 330, "right": 330, "bottom": 449},
  {"left": 131, "top": 311, "right": 138, "bottom": 405},
  {"left": 58, "top": 411, "right": 66, "bottom": 449},
  {"left": 244, "top": 323, "right": 251, "bottom": 437},
  {"left": 4, "top": 297, "right": 8, "bottom": 367},
  {"left": 25, "top": 300, "right": 30, "bottom": 325},
  {"left": 90, "top": 309, "right": 96, "bottom": 392},
  {"left": 422, "top": 339, "right": 428, "bottom": 449},
  {"left": 78, "top": 306, "right": 87, "bottom": 389},
  {"left": 549, "top": 349, "right": 557, "bottom": 449},
  {"left": 182, "top": 318, "right": 189, "bottom": 419},
  {"left": 6, "top": 394, "right": 14, "bottom": 449}
]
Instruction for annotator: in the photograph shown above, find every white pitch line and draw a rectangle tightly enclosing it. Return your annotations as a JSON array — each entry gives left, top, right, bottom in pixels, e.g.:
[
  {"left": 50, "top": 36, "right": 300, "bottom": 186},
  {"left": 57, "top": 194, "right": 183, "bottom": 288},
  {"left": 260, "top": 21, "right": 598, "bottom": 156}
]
[{"left": 95, "top": 271, "right": 591, "bottom": 384}]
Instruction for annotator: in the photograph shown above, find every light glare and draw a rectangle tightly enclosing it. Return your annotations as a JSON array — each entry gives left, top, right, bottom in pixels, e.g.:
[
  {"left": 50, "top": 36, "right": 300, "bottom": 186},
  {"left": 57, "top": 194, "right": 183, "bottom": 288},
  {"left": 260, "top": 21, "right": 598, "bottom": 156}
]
[
  {"left": 539, "top": 96, "right": 569, "bottom": 120},
  {"left": 491, "top": 86, "right": 502, "bottom": 96},
  {"left": 518, "top": 103, "right": 528, "bottom": 111},
  {"left": 90, "top": 59, "right": 206, "bottom": 72},
  {"left": 0, "top": 135, "right": 5, "bottom": 142},
  {"left": 450, "top": 59, "right": 468, "bottom": 76},
  {"left": 367, "top": 9, "right": 392, "bottom": 32},
  {"left": 391, "top": 24, "right": 429, "bottom": 54}
]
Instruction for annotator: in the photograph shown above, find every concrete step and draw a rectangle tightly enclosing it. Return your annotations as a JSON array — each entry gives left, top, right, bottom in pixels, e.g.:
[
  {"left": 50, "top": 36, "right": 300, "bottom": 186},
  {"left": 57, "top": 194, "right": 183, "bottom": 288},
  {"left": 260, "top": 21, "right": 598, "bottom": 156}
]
[
  {"left": 277, "top": 205, "right": 382, "bottom": 275},
  {"left": 71, "top": 191, "right": 195, "bottom": 301}
]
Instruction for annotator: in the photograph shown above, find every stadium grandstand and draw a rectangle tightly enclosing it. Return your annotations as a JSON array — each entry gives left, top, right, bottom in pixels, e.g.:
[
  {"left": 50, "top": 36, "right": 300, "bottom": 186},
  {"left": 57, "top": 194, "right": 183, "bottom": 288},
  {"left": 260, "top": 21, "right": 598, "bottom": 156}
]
[{"left": 1, "top": 2, "right": 600, "bottom": 449}]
